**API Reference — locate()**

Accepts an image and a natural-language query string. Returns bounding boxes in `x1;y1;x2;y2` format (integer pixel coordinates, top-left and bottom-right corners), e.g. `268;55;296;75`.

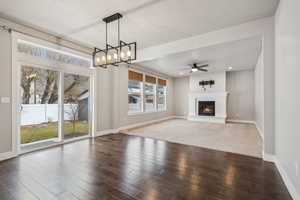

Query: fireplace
198;101;215;116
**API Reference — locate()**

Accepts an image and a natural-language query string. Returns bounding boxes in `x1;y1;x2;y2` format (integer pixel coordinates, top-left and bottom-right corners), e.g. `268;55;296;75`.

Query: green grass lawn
21;121;89;144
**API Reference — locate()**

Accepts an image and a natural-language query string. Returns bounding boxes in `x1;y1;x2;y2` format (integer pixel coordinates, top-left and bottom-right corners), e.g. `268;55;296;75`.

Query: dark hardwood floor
0;134;292;200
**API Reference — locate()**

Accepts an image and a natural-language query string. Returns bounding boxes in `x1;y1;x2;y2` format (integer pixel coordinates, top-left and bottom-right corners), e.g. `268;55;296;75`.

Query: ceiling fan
190;63;209;72
182;63;209;73
179;62;209;75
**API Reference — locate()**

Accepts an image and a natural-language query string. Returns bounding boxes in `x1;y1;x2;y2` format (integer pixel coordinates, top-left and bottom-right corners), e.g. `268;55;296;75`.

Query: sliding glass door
19;66;91;147
63;73;90;140
20;65;59;145
15;35;93;151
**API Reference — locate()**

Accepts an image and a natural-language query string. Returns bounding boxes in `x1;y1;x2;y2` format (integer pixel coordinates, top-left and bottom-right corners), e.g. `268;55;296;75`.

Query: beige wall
226;70;255;121
174;76;189;116
0;30;12;154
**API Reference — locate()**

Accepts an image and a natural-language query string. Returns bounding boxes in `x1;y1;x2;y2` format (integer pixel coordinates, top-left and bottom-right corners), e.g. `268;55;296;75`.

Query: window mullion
58;71;64;142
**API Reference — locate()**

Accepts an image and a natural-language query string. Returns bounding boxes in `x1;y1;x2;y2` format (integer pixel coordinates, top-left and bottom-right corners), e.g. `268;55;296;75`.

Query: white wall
174;72;227;117
226;70;255;121
275;0;300;196
190;72;226;93
0;30;12;154
174;71;255;122
254;51;264;137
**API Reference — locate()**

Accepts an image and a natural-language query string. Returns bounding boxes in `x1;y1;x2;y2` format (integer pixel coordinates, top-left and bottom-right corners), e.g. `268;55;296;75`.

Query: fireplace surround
188;92;228;123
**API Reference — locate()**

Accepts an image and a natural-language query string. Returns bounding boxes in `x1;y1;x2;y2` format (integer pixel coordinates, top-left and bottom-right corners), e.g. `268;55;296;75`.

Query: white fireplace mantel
188;91;228;123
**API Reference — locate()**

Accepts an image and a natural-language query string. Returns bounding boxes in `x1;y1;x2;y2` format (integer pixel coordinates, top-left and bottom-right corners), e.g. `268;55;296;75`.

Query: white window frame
143;81;157;113
156;84;167;111
128;79;143;114
127;69;167;115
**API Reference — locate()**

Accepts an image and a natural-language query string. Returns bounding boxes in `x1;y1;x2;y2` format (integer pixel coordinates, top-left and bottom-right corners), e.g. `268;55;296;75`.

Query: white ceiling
0;0;278;49
136;37;262;77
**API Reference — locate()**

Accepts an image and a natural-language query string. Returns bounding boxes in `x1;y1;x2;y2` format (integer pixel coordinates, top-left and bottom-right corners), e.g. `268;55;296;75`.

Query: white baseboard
226;119;255;124
254;122;264;140
263;153;275;163
0;151;17;162
274;157;300;200
188;116;226;124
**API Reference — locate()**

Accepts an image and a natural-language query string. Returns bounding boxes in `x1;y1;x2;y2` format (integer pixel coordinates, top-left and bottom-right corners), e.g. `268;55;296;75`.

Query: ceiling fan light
192;68;198;72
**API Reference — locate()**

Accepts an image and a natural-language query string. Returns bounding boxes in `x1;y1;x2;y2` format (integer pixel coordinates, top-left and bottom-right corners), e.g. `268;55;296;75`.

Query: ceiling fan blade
197;64;209;68
199;69;208;72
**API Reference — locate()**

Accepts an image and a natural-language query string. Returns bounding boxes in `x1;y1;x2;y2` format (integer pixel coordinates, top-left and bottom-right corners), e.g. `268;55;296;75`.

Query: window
128;71;143;113
128;70;167;114
144;75;156;112
157;79;167;111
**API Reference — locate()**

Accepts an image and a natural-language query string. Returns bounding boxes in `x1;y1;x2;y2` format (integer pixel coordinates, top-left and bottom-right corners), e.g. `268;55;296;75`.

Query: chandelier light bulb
127;50;131;57
102;56;106;61
96;57;100;62
107;54;112;60
113;53;118;59
121;51;125;58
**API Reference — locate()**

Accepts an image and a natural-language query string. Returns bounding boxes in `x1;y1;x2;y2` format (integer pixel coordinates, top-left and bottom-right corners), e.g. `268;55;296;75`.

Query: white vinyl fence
21;104;78;126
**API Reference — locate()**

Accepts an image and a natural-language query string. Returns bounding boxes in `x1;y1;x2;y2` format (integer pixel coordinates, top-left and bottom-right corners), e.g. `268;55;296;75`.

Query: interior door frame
11;32;96;154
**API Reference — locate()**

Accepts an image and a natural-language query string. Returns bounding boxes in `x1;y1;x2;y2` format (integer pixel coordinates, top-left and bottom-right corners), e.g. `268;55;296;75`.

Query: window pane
20;66;59;144
157;85;166;111
144;82;156;112
63;73;90;139
128;80;142;113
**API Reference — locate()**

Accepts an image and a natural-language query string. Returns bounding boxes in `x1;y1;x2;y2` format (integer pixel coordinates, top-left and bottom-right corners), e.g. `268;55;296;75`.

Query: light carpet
122;119;263;158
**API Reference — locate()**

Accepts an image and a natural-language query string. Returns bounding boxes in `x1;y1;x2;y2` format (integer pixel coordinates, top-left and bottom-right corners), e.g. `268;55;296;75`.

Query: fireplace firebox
198;101;215;116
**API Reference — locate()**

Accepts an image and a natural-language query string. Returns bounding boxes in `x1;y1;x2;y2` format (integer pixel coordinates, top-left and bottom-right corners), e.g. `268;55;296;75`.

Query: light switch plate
1;97;11;104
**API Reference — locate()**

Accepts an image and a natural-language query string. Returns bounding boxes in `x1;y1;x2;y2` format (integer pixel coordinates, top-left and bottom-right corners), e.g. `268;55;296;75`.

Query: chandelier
93;13;137;68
